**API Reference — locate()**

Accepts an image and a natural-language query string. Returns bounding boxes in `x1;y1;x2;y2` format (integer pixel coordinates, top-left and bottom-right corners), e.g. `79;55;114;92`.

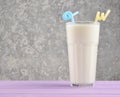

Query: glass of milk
66;21;100;86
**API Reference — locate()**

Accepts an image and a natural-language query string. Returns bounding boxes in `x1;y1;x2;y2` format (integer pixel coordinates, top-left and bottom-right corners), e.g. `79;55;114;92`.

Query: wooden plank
0;81;119;96
0;88;120;94
0;94;120;97
0;81;120;88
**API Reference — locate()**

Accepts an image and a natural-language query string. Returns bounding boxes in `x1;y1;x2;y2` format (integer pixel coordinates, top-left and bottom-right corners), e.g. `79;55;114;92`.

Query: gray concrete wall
0;0;120;80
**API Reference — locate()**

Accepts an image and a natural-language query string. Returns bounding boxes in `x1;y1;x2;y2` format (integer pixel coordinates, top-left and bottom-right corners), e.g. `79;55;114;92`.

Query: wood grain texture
0;81;120;97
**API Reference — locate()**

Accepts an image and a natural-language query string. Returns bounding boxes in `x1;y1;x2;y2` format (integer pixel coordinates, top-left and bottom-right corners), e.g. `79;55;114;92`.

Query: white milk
66;22;100;86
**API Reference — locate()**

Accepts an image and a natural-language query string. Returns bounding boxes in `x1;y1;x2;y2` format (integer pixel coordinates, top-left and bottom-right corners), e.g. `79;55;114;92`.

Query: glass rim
66;21;100;25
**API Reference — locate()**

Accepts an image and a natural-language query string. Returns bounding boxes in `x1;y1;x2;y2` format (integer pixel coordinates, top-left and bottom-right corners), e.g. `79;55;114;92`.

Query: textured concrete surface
0;0;120;80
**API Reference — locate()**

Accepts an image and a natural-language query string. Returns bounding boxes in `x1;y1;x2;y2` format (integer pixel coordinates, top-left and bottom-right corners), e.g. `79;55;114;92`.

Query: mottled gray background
0;0;120;80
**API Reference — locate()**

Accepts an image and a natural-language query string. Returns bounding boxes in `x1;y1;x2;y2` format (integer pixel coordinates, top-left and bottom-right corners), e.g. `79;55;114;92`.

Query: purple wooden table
0;81;120;97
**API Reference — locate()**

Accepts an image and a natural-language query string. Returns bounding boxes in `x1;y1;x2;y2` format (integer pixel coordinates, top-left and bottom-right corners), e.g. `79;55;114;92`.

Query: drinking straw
62;11;79;22
95;9;111;22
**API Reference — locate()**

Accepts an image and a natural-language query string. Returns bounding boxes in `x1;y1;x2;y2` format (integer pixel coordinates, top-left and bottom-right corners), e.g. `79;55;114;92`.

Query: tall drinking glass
66;21;100;86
